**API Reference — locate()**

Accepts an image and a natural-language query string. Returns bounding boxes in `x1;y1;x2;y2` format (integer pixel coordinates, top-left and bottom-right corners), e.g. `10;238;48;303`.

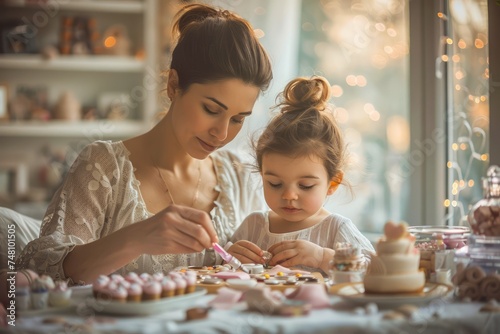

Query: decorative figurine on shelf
41;45;59;60
59;16;99;55
101;25;131;56
53;91;81;121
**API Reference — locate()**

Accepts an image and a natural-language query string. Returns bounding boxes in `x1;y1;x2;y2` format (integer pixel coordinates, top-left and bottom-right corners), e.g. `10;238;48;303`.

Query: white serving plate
330;282;452;308
88;287;207;316
18;303;76;317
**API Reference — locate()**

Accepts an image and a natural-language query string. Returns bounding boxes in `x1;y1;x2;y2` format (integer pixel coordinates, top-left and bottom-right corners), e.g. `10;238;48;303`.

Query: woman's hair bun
278;76;331;114
173;4;238;37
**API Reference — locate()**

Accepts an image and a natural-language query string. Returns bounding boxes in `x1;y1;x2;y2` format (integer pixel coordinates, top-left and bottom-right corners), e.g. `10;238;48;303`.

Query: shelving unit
0;0;159;216
0;0;159;134
0;54;145;72
5;0;146;13
0;120;145;138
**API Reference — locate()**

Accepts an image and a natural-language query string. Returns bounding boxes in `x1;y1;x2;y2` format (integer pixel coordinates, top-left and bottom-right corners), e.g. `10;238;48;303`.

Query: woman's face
170;78;260;159
261;153;334;223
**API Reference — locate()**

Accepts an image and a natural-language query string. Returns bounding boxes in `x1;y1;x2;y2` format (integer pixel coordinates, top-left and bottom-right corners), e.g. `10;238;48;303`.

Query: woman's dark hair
254;76;347;182
170;4;273;92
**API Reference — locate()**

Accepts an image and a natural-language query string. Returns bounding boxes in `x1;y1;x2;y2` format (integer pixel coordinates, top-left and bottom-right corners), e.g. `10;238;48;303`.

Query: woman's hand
227;240;265;264
268;240;334;272
140;204;218;255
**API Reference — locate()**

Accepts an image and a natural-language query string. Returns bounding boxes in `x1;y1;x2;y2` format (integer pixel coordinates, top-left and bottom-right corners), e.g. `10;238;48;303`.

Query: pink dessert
127;283;143;302
109;285;127;303
110;274;125;283
140;273;152;283
118;280;131;289
93;275;111;299
143;281;161;300
161;278;176;298
173;277;187;295
185;275;197;293
152;272;164;282
125;272;140;284
168;272;183;280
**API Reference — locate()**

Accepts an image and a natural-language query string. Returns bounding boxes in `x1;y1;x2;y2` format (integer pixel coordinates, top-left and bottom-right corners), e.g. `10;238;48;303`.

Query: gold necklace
155;161;202;207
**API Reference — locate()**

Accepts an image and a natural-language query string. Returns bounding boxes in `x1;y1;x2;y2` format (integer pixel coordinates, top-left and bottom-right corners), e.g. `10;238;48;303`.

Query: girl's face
261;152;335;223
169;78;260;159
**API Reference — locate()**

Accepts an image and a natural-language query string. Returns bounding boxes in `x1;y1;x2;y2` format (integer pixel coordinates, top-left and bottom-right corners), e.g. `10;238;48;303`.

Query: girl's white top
231;211;375;273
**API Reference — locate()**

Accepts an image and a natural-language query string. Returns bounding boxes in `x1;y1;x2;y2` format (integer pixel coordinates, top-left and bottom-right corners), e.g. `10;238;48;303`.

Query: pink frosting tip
161;278;176;290
144;281;161;295
173;278;187;289
127;283;143;296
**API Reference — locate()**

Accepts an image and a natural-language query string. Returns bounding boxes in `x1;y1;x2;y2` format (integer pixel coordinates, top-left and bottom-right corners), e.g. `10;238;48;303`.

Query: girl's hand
140;204;218;255
268;240;328;270
227;240;265;264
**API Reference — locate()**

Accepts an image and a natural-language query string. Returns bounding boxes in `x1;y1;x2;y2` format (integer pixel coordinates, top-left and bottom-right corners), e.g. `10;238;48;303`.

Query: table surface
6;287;500;334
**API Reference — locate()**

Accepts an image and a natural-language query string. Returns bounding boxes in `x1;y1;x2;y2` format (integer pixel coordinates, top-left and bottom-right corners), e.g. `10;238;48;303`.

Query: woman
15;3;273;285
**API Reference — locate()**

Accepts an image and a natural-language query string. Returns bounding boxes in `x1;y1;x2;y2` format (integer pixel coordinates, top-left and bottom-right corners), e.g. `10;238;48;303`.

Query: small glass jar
409;226;470;282
453;234;500;301
468;165;500;236
409;226;470;250
455;234;500;273
328;243;367;285
452;166;500;300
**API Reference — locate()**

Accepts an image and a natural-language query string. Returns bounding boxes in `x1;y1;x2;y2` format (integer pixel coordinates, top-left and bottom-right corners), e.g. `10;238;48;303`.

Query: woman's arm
16;142;217;284
64;204;217;284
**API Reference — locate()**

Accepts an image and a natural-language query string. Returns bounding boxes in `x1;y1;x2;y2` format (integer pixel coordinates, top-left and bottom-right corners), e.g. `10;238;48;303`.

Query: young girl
227;76;374;274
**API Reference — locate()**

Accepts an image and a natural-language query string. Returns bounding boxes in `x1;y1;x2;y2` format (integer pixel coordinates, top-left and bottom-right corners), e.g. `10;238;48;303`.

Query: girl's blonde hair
254;76;347;183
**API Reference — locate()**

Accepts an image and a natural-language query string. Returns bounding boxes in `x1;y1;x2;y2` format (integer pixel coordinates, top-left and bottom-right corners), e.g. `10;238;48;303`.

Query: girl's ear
167;69;180;100
327;171;344;195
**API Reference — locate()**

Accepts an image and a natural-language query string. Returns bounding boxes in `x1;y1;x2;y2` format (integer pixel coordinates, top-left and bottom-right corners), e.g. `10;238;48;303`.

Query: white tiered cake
363;221;425;294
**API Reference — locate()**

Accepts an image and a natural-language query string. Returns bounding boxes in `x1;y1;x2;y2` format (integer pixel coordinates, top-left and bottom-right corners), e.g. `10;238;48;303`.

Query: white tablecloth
7;292;500;334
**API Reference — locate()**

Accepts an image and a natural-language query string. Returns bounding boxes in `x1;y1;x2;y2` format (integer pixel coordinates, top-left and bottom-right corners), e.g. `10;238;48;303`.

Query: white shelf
0;120;148;138
4;0;145;13
0;54;144;72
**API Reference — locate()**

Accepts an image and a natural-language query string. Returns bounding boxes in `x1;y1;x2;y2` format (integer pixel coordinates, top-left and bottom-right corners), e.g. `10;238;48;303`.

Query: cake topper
383;221;409;240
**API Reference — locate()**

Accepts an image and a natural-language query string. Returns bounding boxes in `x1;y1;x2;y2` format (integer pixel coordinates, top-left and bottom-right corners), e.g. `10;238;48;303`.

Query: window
444;0;489;226
191;0;490;233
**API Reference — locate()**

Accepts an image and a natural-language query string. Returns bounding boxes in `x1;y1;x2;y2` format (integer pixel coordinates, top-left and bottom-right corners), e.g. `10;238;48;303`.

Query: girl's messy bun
255;76;347;183
277;76;331;115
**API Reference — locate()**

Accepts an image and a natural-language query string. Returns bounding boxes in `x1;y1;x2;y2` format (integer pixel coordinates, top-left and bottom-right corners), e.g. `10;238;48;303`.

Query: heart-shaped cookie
384;221;408;240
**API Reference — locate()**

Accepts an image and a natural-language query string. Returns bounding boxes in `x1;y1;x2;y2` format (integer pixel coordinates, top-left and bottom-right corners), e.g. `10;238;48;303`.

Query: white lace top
16;141;266;283
230;211;375;273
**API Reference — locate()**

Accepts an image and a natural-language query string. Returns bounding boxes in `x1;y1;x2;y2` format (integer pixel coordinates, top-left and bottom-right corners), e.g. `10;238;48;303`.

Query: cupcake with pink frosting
109;284;127;303
152;272;164;282
118;280;131;290
110;274;125;283
125;272;141;284
143;281;161;301
173;277;187;296
93;275;111;299
184;274;197;294
161;277;176;298
127;283;143;302
140;273;152;284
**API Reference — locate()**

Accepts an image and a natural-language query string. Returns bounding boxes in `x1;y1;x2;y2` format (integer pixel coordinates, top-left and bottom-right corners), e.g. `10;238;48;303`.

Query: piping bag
212;243;249;273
